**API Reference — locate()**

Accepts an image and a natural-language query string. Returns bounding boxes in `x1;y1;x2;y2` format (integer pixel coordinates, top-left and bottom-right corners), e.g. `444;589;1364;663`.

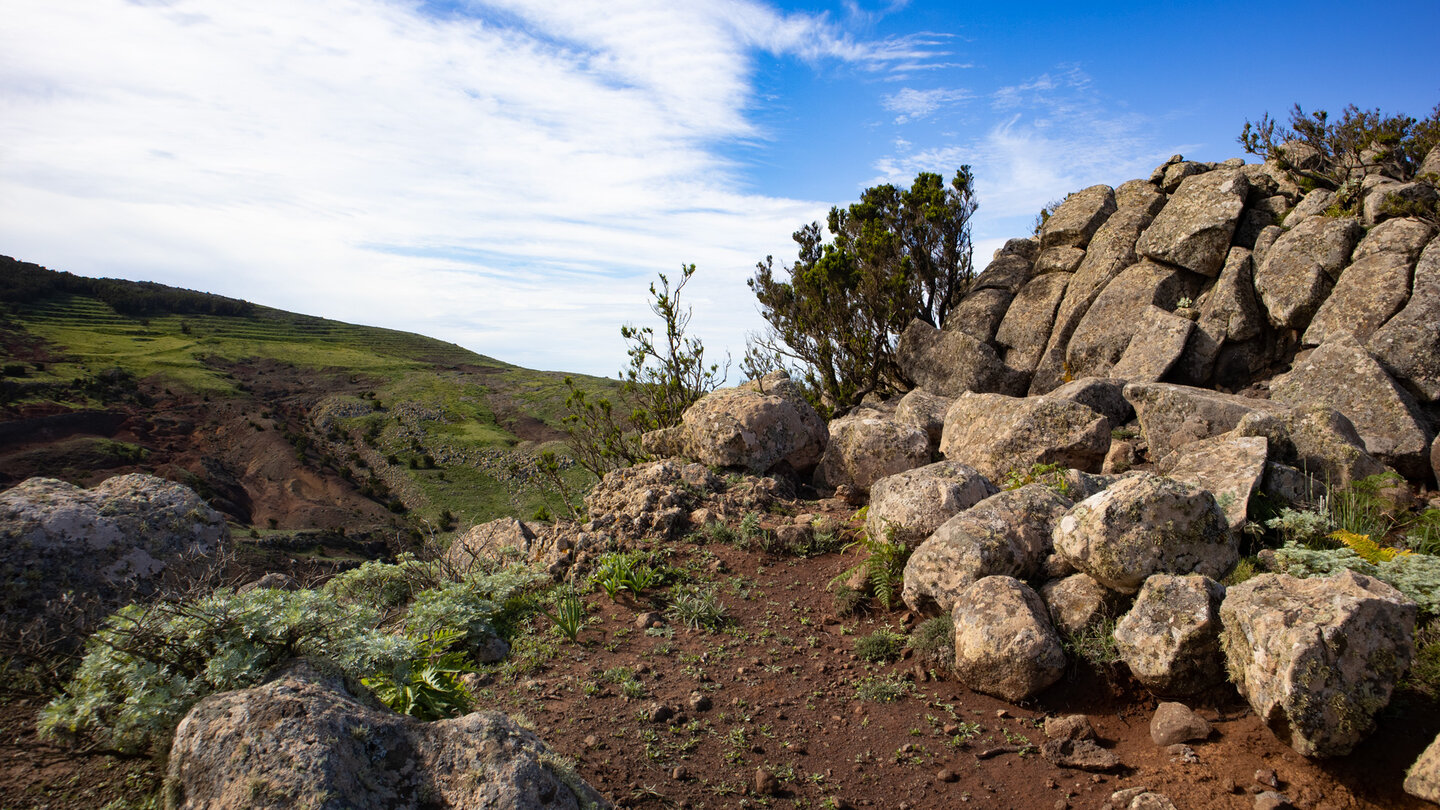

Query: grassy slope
3;289;615;529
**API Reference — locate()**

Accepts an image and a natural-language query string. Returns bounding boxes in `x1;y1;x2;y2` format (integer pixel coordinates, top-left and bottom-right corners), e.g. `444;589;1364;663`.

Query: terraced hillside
0;256;610;542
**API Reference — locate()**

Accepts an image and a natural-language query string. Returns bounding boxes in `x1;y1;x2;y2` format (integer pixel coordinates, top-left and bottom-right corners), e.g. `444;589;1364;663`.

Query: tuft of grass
909;615;954;671
1062;617;1119;668
1404;620;1440;699
853;674;911;703
665;584;730;632
854;627;906;663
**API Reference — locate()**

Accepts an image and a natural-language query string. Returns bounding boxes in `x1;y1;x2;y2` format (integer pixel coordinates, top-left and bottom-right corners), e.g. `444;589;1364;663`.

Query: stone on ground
951;576;1066;701
1116;575;1227;696
864;461;998;549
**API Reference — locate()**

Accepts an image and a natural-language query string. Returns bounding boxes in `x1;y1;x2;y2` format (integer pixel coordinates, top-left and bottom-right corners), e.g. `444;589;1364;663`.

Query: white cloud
0;0;951;375
881;87;972;123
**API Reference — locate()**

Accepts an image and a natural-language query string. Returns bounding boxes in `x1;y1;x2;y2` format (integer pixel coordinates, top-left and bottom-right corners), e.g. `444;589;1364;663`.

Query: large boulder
1156;434;1268;537
1137;169;1249;276
892;389;952;447
446;518;537;574
945;287;1014;343
1109;305;1195;382
952;576;1066;701
1046;377;1134;428
1182;247;1264;384
897;320;1026;398
971;248;1036;295
1066;260;1203;380
1053;473;1235;594
865;461;998;549
995;272;1069;373
1114;574;1226;696
0;474;229;631
1406;732;1440;804
816;411;930;493
1271;334;1432;479
1220;570;1416;757
939;393;1110;482
1368;237;1440;402
1254;215;1364;329
1042;573;1120;637
1124;381;1287;462
1303;218;1436;347
902;484;1071;616
675;372;827;474
1231;406;1388;489
1039;185;1118;250
166;661;610;810
583;460;719;542
1033;246;1086;275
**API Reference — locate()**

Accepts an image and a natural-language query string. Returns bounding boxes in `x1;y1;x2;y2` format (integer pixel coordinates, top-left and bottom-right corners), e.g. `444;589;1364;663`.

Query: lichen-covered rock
1115;574;1226;696
166;661;610;810
1254;215;1364;329
1304;219;1436;347
1271;334;1432;479
446;518;539;574
1232;406;1387;489
676;372;826;474
952;576;1066;701
1157;434;1268;537
1283;188;1336;228
995;272;1069;373
1041;573;1119;637
1220;570;1416;758
1046;377;1134;428
865;461;998;549
1368;237;1440;402
893;389;953;447
1405;731;1440;804
1053;473;1235;594
1033;246;1086;275
1039;185;1117;250
1183;247;1264;384
939;393;1110;482
815;411;930;494
897;319;1027;397
1115;178;1168;215
583;460;719;542
1137;169;1249;276
902;484;1071;615
971;250;1035;296
1066;260;1202;380
1110;305;1195;382
945;287;1014;343
0;474;229;630
1235;195;1290;248
1363;181;1439;226
1124;381;1287;462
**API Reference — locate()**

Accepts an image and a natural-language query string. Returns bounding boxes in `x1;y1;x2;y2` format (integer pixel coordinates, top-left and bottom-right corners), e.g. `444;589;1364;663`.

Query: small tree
747;168;977;412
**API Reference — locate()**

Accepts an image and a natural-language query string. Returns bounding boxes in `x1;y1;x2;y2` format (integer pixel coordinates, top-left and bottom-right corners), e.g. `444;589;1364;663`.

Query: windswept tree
746;167;977;413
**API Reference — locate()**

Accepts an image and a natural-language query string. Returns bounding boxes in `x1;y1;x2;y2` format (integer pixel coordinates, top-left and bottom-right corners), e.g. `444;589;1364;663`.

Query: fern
363;628;475;720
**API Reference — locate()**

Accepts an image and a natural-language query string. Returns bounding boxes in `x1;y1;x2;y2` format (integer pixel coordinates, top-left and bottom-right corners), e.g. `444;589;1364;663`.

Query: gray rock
447;517;538;574
166;661;610;810
1157;434;1268;537
1232;406;1388;489
1116;575;1227;696
1053;473;1235;594
816;411;930;494
1150;702;1212;745
1422;144;1440;179
1283;188;1337;228
996;272;1070;373
1127;794;1178;810
1369;238;1440;402
1159;160;1208;193
1198;247;1263;342
239;573;300;593
1351;216;1435;263
952;576;1066;701
1304;219;1436;347
902;485;1071;615
1124;381;1287;462
939;393;1110;482
1405;730;1440;803
893;389;953;447
945;287;1014;343
1047;377;1134;428
1234;195;1290;249
1115;178;1168;215
1040;738;1122;772
1039;185;1118;250
865;460;998;549
584;460;719;542
676;371;827;474
0;474;228;632
1254;215;1364;329
1252;224;1284;270
1110;305;1195;382
1137;169;1249;277
897;320;1026;398
1067;260;1203;380
1042;573;1119;637
1034;246;1086;275
1030;206;1158;394
1271;335;1432;478
971;251;1035;296
1220;570;1416;757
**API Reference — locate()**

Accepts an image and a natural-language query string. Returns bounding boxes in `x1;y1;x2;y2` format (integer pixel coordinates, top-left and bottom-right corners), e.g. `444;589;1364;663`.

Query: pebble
937;769;959;783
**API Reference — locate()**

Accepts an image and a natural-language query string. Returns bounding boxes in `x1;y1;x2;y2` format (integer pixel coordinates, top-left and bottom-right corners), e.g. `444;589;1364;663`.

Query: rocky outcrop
1124;382;1287;462
1115;574;1226;696
1038;185;1117;250
1053;473;1235;594
865;461;997;549
897;320;1025;397
939;394;1110;481
1220;570;1416;757
815;411;930;493
583;460;719;542
995;272;1069;373
0;474;229;630
1369;237;1440;402
903;484;1071;615
674;372;826;474
166;661;609;810
1109;305;1194;382
1230;406;1387;488
1136;168;1248;276
1303;219;1435;346
1254;215;1363;329
1065;261;1202;380
893;389;952;447
951;576;1066;701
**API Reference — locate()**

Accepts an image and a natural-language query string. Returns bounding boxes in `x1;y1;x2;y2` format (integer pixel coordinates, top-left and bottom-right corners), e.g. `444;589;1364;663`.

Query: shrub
1274;543;1440;616
909;615;955;671
833;523;912;611
362;628;475;720
323;554;439;612
853;673;911;703
854;627;906;663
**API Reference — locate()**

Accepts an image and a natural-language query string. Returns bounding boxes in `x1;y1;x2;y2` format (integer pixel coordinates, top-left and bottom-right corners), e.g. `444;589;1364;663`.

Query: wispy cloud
0;0;948;375
882;87;972;123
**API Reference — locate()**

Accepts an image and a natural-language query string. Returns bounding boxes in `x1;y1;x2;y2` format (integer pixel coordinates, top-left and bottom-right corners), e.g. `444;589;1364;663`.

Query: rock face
1271;335;1432;478
893;389;952;446
446;517;538;574
903;484;1072;616
939;393;1110;482
1124;382;1287;462
897;320;1025;397
1230;406;1387;488
1369;238;1440;402
1115;575;1226;696
675;372;826;474
1303;219;1433;347
166;661;609;810
1053;473;1235;594
1066;260;1202;380
0;474;229;629
1254;215;1364;329
1156;434;1268;536
1039;185;1117;250
815;411;930;493
1137;169;1249;276
951;576;1066;701
1220;570;1416;757
865;461;998;549
1109;305;1194;382
584;460;719;542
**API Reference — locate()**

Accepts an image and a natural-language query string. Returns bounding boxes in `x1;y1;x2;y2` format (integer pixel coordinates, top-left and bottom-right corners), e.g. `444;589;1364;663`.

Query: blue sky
3;0;1438;377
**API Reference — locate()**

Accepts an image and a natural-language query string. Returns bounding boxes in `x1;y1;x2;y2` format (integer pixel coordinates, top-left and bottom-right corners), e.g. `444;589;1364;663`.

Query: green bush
854;627;906;663
909;614;955;670
323;554;439;611
362;628;475;720
1273;543;1440;616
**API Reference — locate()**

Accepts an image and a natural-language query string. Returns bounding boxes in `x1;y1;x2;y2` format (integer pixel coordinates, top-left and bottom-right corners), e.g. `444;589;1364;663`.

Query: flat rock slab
939;393;1110;482
1137;169;1248;277
1157;434;1268;536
